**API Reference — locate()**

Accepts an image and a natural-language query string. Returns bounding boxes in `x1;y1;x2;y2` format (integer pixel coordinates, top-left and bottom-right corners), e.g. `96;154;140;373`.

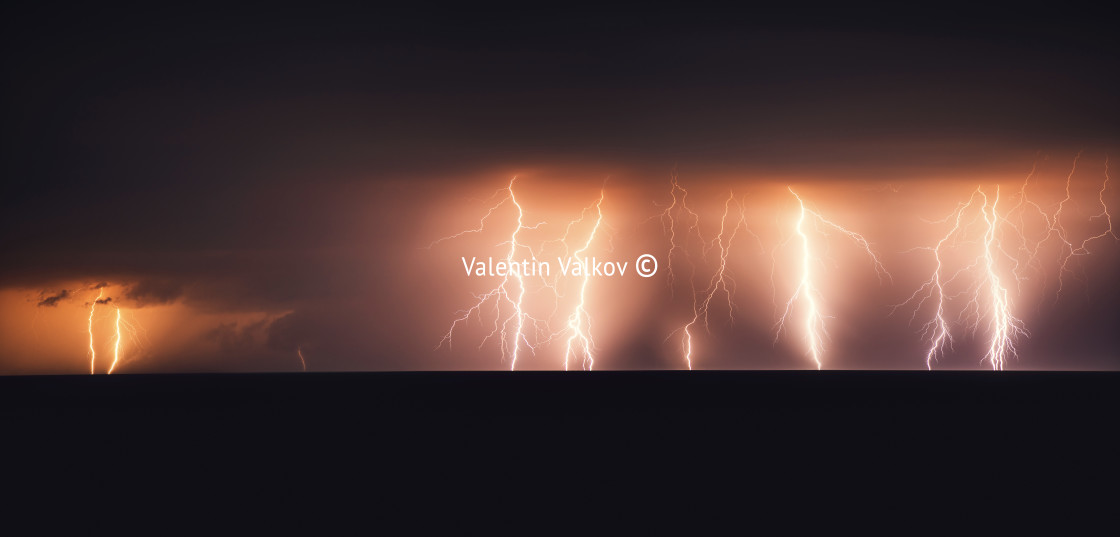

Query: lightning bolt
562;189;605;371
79;284;147;374
88;288;103;375
899;185;1032;370
775;187;890;369
108;307;123;374
1071;155;1118;255
296;346;308;371
892;189;984;369
654;176;748;369
999;157;1052;294
671;192;758;369
779;190;825;369
898;154;1116;370
436;177;544;369
1050;152;1082;298
107;307;143;374
1013;152;1117;300
979;187;1029;370
435;178;614;369
495;178;535;370
425;183;524;250
928;187;1027;371
86;288;136;374
896;186;1029;370
653;172;703;295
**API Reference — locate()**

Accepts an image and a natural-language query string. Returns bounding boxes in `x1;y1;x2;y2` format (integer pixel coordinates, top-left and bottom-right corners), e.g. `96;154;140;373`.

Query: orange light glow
3;155;1117;373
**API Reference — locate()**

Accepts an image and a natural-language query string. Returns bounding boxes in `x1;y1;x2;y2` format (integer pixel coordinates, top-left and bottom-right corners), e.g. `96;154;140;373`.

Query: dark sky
2;2;1117;372
6;3;1117;186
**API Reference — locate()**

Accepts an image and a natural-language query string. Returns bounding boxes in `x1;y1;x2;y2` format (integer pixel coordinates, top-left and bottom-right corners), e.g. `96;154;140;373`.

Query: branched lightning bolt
978;187;1027;370
670;192;758;369
1016;152;1118;299
1049;152;1082;298
892;189;984;369
999;158;1053;293
435;177;615;370
436;177;548;369
896;186;1029;370
425;185;522;250
1071;155;1118;255
562;190;605;371
899;155;1116;370
900;185;1031;370
775;187;890;369
1020;152;1120;304
652;174;755;369
88;288;103;375
776;191;825;369
652;173;703;294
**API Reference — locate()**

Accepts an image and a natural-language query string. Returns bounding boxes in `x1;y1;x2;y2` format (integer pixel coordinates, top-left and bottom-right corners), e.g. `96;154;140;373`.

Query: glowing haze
2;155;1116;373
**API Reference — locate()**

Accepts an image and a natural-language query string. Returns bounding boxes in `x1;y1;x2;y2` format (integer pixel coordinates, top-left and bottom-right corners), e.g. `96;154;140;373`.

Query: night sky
2;3;1117;373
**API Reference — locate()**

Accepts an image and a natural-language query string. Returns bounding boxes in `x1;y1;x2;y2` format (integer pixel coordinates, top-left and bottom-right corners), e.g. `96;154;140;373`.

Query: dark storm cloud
36;290;70;307
206;319;271;353
4;3;1116;205
125;279;184;306
95;296;112;305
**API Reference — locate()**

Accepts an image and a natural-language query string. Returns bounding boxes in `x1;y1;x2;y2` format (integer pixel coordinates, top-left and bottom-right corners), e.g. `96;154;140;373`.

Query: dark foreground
4;371;1116;524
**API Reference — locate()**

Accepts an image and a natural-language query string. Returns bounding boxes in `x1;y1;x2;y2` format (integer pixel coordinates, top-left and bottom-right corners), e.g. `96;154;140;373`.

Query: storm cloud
36;290;70;307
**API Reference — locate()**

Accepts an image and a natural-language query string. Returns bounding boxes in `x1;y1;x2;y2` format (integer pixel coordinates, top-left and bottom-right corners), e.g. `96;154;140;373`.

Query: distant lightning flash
296;346;308;371
776;187;890;369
